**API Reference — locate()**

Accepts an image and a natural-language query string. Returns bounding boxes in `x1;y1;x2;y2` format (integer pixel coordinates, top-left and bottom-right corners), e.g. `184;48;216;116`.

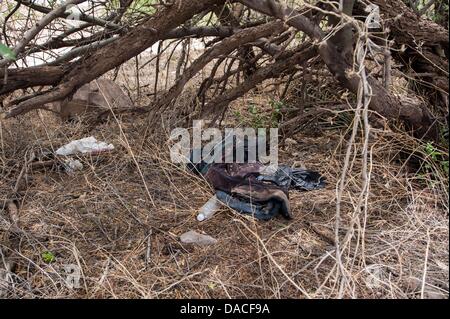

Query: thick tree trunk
355;0;449;109
239;0;439;139
214;4;258;79
324;0;438;138
319;41;438;139
0;66;65;95
3;0;225;118
328;0;355;62
0;0;444;140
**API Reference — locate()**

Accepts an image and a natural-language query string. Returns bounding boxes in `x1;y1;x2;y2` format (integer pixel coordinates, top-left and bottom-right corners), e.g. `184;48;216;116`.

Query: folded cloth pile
189;158;326;220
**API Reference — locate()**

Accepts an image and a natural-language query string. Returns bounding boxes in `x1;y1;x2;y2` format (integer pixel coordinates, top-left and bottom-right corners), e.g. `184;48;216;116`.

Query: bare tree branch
3;0;226;118
154;20;286;111
15;0;122;30
0;0;88;68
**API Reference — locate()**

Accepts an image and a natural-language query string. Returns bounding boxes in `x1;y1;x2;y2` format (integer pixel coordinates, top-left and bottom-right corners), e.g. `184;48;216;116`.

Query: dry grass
0;97;448;298
0;40;448;298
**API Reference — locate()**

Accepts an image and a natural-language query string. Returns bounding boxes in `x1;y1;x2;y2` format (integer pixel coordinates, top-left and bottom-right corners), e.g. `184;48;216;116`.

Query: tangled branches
0;0;447;139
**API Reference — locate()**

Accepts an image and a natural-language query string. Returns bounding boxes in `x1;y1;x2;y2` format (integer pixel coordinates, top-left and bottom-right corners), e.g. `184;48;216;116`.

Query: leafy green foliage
124;0;158;15
248;103;264;128
41;251;56;263
405;0;449;26
234;100;285;128
0;42;16;60
416;141;449;189
424;142;449;175
269;99;284;127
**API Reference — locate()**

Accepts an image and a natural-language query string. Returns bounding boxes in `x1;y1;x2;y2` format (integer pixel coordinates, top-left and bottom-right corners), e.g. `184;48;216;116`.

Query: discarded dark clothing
216;190;283;221
190;160;326;220
257;165;325;191
187;134;268;176
187;134;325;220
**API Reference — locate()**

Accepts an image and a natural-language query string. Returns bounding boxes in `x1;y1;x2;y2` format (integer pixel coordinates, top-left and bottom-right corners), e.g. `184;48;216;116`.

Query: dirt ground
0;97;448;299
0;46;448;298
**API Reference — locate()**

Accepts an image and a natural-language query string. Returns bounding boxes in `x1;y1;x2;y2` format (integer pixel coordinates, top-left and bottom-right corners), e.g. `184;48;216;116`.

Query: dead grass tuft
0;99;448;298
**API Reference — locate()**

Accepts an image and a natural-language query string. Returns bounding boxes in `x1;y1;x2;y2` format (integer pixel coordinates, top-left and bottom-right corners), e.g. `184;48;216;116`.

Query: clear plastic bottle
197;195;220;221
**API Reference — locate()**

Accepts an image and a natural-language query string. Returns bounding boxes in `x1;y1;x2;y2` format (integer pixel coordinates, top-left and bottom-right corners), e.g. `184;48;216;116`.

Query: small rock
62;159;83;174
284;138;298;145
180;230;217;246
423;289;446;299
292;160;305;168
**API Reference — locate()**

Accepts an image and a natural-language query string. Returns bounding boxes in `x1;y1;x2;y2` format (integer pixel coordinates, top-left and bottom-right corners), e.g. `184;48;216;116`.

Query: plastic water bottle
197;195;220;221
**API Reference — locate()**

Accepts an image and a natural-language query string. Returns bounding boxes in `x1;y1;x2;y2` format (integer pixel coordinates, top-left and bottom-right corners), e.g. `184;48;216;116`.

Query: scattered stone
284;138;298;145
180;230;217;246
62;159;84;174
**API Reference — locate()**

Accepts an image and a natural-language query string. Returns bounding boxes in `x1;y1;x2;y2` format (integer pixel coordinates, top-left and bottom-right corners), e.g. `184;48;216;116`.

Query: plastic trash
180;230;217;246
196;195;220;221
62;159;83;174
56;136;114;156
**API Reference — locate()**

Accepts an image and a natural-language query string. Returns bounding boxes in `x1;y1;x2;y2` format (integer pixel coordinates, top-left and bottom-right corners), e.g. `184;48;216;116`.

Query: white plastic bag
56;136;114;156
